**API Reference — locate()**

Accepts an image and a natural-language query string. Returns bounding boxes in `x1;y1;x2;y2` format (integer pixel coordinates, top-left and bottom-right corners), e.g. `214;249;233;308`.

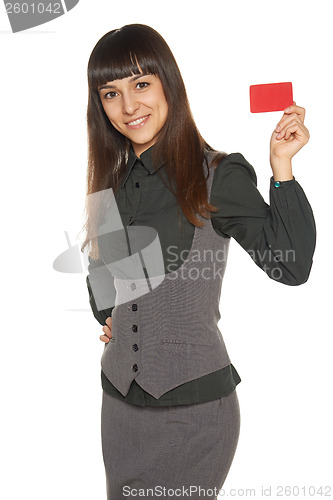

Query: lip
125;114;150;129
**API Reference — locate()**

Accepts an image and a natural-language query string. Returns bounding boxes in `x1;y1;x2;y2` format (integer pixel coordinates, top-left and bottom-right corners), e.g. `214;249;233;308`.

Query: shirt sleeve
210;152;316;286
86;254;115;325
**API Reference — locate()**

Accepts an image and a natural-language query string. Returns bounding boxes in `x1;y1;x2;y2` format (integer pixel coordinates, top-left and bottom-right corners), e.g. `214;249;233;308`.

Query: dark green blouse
86;144;316;407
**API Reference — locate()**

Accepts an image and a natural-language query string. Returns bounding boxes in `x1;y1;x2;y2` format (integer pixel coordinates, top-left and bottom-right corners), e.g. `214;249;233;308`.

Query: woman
82;24;316;500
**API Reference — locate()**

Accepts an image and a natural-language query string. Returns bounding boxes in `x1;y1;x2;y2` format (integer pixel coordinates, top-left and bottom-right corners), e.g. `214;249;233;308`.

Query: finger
105;317;112;329
284;124;298;141
283;102;306;122
275;114;303;133
276;121;297;140
100;334;110;343
102;324;112;338
284;122;309;142
277;122;309;142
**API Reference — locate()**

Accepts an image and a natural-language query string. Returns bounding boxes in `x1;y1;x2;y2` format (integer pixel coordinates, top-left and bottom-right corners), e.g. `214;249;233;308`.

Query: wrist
270;155;293;182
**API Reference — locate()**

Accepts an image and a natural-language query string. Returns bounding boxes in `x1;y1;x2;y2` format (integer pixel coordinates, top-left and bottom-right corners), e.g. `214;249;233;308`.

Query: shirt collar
121;144;165;187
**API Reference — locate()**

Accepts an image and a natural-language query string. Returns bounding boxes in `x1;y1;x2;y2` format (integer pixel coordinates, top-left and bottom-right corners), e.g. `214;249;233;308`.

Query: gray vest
101;153;232;399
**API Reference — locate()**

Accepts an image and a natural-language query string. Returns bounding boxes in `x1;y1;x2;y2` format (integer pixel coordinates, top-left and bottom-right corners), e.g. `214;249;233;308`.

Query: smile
126;115;150;129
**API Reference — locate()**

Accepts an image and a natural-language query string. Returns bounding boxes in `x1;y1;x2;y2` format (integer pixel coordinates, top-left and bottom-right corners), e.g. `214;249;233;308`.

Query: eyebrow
98;74;150;92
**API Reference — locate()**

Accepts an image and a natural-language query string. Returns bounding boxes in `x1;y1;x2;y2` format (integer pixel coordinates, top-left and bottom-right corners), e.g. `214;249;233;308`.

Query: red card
250;82;293;113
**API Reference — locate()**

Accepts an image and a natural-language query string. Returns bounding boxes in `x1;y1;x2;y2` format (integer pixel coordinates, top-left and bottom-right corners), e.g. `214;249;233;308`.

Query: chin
132;135;155;145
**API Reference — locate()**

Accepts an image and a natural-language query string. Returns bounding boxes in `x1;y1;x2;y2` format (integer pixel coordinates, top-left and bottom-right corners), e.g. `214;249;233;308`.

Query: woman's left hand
270;101;310;161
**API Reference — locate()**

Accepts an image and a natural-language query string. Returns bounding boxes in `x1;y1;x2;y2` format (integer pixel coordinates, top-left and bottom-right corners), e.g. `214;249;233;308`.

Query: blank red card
250;82;293;113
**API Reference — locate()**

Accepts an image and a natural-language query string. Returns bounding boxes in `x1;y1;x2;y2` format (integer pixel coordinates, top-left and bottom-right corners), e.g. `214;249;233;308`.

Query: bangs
88;27;163;92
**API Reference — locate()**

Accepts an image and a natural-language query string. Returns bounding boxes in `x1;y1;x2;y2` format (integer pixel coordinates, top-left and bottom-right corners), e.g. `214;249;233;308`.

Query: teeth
128;115;148;126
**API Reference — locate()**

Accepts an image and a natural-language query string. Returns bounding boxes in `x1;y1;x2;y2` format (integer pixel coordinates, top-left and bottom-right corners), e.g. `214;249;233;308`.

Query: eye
103;91;118;100
136;82;150;89
101;81;150;100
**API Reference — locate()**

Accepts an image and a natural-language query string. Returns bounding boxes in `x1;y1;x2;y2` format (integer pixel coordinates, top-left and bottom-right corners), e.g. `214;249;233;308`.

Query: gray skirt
101;389;241;500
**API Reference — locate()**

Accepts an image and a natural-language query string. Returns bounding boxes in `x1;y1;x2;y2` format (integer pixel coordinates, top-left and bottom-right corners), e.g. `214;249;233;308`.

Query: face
98;71;169;157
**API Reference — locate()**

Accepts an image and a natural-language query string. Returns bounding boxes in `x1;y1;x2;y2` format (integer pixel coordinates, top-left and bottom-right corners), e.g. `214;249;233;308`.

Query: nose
122;91;140;116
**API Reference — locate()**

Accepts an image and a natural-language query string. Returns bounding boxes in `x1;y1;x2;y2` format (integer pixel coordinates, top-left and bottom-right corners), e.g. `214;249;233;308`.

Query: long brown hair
80;24;228;259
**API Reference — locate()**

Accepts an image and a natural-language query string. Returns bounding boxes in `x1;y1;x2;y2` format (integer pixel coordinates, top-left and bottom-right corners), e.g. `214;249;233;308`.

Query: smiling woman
80;22;316;500
98;72;169;157
83;24;229;264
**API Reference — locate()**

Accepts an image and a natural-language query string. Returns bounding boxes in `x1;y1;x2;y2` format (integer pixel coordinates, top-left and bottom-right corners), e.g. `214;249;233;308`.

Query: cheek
160;99;169;124
163;100;169;117
146;89;167;114
156;91;168;120
149;93;168;118
103;106;121;128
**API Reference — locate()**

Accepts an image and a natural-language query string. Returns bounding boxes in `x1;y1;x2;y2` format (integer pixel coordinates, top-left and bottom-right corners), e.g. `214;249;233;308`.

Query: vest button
130;283;136;291
132;343;138;351
132;303;138;311
132;325;138;332
135;182;140;188
132;364;138;372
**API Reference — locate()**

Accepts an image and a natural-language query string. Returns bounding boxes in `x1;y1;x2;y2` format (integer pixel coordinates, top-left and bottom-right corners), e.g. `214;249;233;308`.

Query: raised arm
210;152;316;285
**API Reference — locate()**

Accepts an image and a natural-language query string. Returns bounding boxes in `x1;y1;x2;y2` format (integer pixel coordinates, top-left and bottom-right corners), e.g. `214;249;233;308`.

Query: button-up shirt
86;144;316;406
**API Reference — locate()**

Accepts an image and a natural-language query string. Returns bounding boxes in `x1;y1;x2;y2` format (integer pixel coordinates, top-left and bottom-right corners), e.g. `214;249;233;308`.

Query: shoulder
212;152;257;187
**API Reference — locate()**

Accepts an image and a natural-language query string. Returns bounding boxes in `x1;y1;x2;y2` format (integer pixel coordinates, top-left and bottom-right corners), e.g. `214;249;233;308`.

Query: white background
0;0;332;499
